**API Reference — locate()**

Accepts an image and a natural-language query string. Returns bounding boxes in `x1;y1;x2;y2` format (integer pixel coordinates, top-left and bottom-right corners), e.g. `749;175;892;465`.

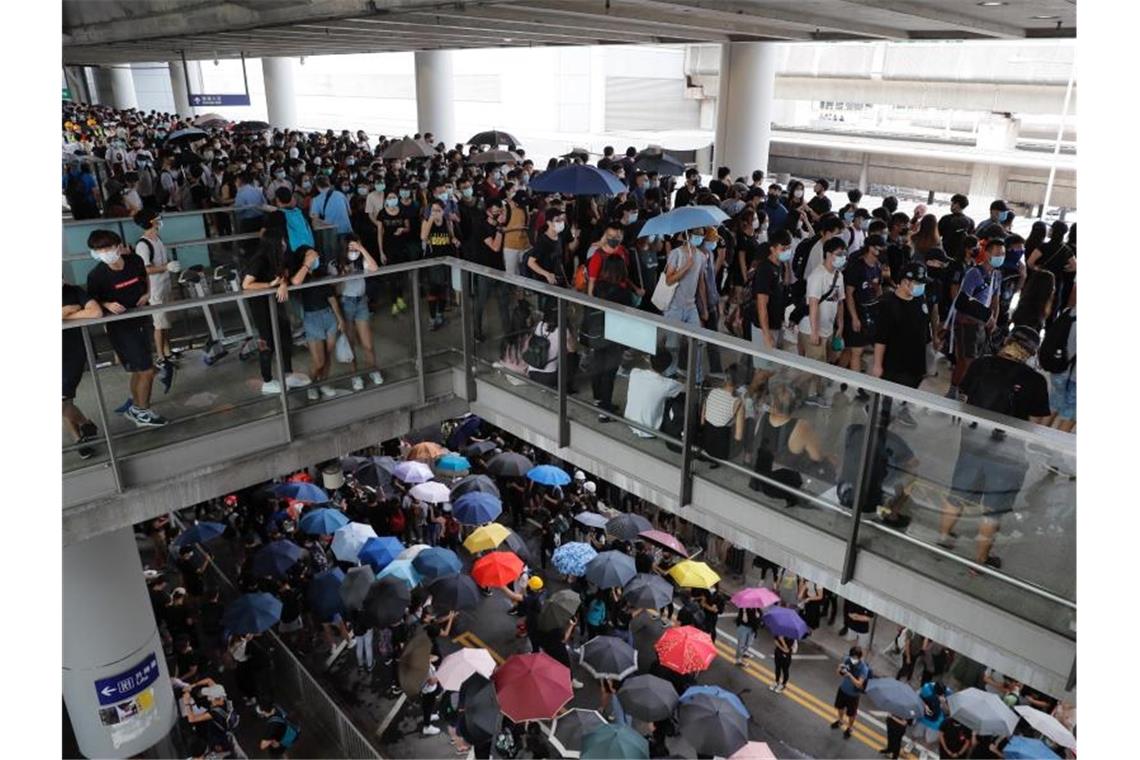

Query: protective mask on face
274;171;286;179
688;234;704;247
385;197;398;208
911;283;926;298
399;189;411;200
340;183;352;193
301;180;312;190
357;186;369;196
90;247;121;265
348;250;361;262
606;237;622;247
346;158;356;166
843;211;855;223
849;658;861;666
374;182;385;192
462;187;474;198
309;255;320;272
998;210;1011;223
860;219;871;231
203;151;214;161
777;249;793;263
552;220;566;233
627;212;638;223
793;189;804;199
703;241;716;252
988;255;1006;268
833;255;848;268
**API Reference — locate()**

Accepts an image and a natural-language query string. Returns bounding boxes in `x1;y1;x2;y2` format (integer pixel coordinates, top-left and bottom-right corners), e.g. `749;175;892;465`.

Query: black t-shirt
467;217;502;269
843;601;874;633
938;212;975;262
635;550;654;573
531;234;565;283
751;257;785;330
176;647;202;678
63;283;90;357
290;251;336;312
674;185;699;208
960;356;1050;420
708;179;728;199
843;255;882;309
244;249;285;285
874;292;929;382
379;208;407;253
424;221;456;258
86;254;148;312
735;237;764;287
939;719;971;758
807;194;832;219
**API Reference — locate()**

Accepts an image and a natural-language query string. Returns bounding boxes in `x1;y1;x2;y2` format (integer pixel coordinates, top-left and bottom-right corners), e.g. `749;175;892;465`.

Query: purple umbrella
761;607;811;640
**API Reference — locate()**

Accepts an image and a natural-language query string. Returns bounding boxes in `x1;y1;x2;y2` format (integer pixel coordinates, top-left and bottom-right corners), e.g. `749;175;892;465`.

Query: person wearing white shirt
623;349;684;438
133;209;181;373
802;216;846;281
798;237;847;408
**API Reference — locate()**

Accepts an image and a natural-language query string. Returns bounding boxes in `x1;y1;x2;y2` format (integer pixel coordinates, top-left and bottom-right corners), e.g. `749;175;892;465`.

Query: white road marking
375;693;407;737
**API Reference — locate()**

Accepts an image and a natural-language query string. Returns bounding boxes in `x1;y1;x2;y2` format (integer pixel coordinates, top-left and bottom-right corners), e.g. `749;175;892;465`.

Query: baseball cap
899;261;931;284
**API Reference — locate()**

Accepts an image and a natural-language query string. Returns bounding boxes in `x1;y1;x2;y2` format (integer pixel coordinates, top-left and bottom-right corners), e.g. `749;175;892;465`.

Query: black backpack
1038;308;1075;374
523;326;552;370
660;392;687;452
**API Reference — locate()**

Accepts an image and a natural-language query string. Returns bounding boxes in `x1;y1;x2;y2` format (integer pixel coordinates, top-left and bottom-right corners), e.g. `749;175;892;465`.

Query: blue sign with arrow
94;653;160;706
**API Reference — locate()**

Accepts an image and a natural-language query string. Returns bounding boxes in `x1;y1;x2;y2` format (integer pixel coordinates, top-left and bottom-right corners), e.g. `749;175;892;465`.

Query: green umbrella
580;724;650;760
538;589;581;632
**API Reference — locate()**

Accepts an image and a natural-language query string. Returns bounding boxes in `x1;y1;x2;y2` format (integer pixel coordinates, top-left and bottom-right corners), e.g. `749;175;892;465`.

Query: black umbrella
233;120;270;133
450;473;501;501
501;531;534;566
580;635;638;680
560;147;591;161
463;441;500;459
623;573;675;610
427;574;482;612
551;709;607;758
618;674;678;722
677;692;749;757
165;127;208;146
365;576;412;627
468;130;521;148
486;452;533;478
382;136;433;159
353;457;395;491
468;149;521;164
633;149;686;176
458;673;501;746
606;513;653;541
538;589;581;631
584;551;637;589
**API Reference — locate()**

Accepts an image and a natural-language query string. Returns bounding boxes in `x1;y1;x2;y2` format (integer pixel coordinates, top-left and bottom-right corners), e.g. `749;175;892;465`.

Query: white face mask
347;250;361;261
552;220;566;233
90;247;121;265
794;189;804;199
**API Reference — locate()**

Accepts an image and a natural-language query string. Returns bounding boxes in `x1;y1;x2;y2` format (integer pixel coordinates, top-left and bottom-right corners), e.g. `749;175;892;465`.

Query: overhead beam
395;9;684;43
837;0;1025;38
631;0;904;39
339;14;663;45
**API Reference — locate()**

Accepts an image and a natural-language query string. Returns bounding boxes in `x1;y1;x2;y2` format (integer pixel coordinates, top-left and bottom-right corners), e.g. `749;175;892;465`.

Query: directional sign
189;93;251;107
94;653;160;706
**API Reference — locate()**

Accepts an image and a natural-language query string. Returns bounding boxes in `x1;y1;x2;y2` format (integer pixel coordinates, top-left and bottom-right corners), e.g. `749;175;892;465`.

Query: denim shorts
341;295;370;323
948;430;1028;516
1050;371;1076;420
302;307;338;341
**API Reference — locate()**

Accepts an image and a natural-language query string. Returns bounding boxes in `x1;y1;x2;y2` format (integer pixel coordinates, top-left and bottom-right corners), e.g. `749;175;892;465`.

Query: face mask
322;168;333;176
490;172;501;181
688;234;704;247
552;220;566;233
703;241;716;252
346;158;356;166
521;172;530;182
849;658;861;666
309;255;320;272
793;189;804;199
833;255;847;268
155;219;164;229
911;283;926;297
274;170;286;179
860;219;871;231
436;191;449;201
374;182;385;192
399;189;411;200
988;255;1006;268
649;180;659;188
340;183;352;193
767;194;778;202
385;197;398;208
301;180;312;190
605;237;621;247
357;186;369;196
90;247;121;265
626;212;638;223
348;250;361;261
843;211;855;223
1009;247;1024;258
462;187;474;198
998;210;1011;222
777;249;793;263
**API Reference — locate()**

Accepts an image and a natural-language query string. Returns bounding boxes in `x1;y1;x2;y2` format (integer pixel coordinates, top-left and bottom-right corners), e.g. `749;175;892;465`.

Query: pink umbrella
730;741;777;759
730;587;781;609
638;530;688;557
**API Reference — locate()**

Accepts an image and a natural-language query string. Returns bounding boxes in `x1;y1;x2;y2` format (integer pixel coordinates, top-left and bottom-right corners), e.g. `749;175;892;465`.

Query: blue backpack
283;207;315;253
586;598;607;627
269;709;301;749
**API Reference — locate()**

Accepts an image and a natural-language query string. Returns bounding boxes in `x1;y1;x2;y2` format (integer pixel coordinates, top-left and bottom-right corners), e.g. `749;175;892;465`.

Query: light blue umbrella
308;568;346;622
358;536;404;572
679;685;749;719
412;547;463;580
378;558;422;587
553;542;597;577
173;521;225;548
638;206;729;238
527;464;571;487
580;723;649;760
436;454;471;473
864;678;924;720
1003;737;1060;760
222;593;282;635
298;508;349;535
271;481;329;503
453;492;503;526
529;164;626;196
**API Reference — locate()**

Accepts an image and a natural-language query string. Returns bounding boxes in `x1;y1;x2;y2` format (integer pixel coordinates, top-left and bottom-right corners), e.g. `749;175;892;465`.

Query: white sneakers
320;385;336;398
352;376;365;391
422;725;441;736
285;373;312;388
261;380;282;395
307;388;320;401
370;371;384;385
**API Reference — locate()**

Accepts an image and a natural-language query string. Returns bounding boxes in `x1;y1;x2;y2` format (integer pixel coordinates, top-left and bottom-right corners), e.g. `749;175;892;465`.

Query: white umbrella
398;543;430;561
331;522;378;563
574;512;609;529
435;648;497;691
409;481;452;504
948;688;1020;737
1014;705;1076;750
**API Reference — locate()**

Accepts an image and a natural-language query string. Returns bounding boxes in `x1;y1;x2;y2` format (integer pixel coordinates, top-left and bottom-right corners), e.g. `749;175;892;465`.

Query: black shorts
834;688;861;717
843;305;878;348
948;430;1028;516
107;318;154;373
62;348;87;400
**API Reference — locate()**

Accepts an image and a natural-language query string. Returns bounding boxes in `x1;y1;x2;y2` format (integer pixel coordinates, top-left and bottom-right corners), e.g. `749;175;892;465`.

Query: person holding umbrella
831;645;870;740
660;224;709;380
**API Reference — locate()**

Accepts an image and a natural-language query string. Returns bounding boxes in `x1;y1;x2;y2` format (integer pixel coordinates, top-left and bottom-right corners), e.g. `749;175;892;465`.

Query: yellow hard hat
528;576;544;591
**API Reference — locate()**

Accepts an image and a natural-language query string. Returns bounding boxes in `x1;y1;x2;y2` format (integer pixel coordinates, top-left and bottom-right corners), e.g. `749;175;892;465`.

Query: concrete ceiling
62;0;1077;65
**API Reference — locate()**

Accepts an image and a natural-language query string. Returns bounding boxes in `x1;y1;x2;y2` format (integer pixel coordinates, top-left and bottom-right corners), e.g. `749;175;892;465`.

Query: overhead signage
190;93;251;107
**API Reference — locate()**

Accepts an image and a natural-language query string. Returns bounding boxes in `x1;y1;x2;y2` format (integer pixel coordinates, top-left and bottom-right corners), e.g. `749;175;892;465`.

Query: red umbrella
655;625;717;674
492;652;573;722
638;530;689;557
471;551;524;588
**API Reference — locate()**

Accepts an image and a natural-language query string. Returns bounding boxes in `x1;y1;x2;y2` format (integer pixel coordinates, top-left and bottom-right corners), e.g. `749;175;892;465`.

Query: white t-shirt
804;238;827;279
846;228;865;255
365;190;387;220
624;368;683;438
798;264;844;338
135;235;171;301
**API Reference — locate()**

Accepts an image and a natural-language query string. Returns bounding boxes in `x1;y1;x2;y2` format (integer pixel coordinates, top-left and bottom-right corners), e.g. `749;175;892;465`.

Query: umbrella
492;652;574;723
165;127;208;146
638;529;688;557
393;460;433;484
412;547;463;580
655;625;716;674
468;149;521;164
382;136;433;159
453;492;503;525
298;507;349;535
638;206;729;238
352;458;395;490
357;536;404;572
308;568;346;621
472;551;524;588
487;451;533;477
668;560;721;589
623;573;675;610
729;742;778;760
408;481;451;504
233;120;270;132
574;511;609;530
468;130;521;148
680;685;749;719
606;513;653;541
581;724;648;760
463;441;500;460
527;464;571;486
451;473;500;501
458;674;501;746
730;587;781;610
948;688;1020;737
1014;705;1076;750
529;164;626;196
397;543;430;561
585;551;637;589
580;635;638;680
618;674;678;722
398;630;433;697
633;149;686;176
677;692;749;757
173;521;226;548
338;565;376;611
761;607;811;640
222;593;282;635
408;441;447;461
331;522;378;563
560;147;591;161
537;589;582;632
551;709;607;759
192;113;226;127
364;576;411;627
552;542;597;577
463;523;512;554
436;454;471;474
1003;737;1061;760
864;678;924;720
446;415;484;450
501;531;534;565
427;574;482;612
436;647;497;691
251;539;306;579
271;481;328;503
378;558;422;587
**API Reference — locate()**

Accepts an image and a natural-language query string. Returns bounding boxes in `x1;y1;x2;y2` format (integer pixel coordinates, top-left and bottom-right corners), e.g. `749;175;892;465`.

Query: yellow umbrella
668;560;721;589
464;523;512;554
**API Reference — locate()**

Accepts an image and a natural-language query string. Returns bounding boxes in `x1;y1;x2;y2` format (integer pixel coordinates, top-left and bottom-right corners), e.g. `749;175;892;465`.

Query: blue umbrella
864;678;924;720
358;536;405;572
298;507;349;535
378;558;422;587
638;206;729;238
453;492;503;526
172;521;225;548
529;164;626;196
446;415;484;450
308;568;346;622
271;481;329;503
527;465;571;487
412;547;463;580
437;454;471;473
761;606;811;640
553;542;598;577
251;539;306;579
679;686;748;719
222;593;282;635
1003;737;1060;760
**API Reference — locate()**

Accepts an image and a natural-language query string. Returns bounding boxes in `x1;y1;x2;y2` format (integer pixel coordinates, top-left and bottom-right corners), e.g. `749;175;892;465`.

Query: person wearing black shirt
527;208;570;316
939;326;1051;569
84;229;168;427
937;194;975;263
242;225;312;395
289;244;345;400
806;179;833;223
749;230;793;383
708;166;732;199
62;282;102;459
468;198;510;342
938;718;972;759
842;235;885;375
175;636;203;681
421;199;459;329
873;261;930;389
674;169;701;208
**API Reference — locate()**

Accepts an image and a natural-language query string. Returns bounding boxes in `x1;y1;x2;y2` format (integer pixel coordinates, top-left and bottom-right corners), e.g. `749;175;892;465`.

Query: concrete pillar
168;61;193;118
968;113;1020;211
91;67;116;106
713;42;778;180
414;50;456;146
858;152;870;194
109;65;139;110
64;66;90;104
262;57;299;129
63;527;176;758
